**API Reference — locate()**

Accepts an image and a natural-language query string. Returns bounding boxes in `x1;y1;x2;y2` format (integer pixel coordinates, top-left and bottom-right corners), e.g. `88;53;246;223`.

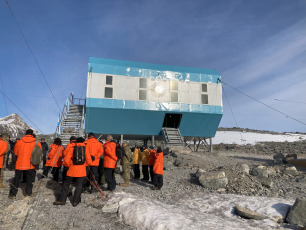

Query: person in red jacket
103;135;117;191
53;137;92;207
0;134;9;188
62;136;76;182
42;138;64;182
9;129;42;198
148;146;156;184
84;132;103;193
152;147;164;190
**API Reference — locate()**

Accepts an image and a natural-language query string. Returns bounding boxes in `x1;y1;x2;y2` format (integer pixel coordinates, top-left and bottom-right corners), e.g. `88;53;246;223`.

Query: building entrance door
162;113;182;129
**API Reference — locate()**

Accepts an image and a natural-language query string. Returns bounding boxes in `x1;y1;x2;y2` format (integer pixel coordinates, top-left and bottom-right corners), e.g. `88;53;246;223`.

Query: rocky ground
0;143;305;229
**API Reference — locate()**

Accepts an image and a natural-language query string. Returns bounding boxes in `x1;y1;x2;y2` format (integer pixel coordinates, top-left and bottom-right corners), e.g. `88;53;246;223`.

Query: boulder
250;166;269;178
195;169;206;178
283;166;300;176
286;198;306;227
236;163;250;174
273;153;285;164
199;171;228;189
235;204;267;220
174;157;183;167
255;176;273;188
266;167;277;177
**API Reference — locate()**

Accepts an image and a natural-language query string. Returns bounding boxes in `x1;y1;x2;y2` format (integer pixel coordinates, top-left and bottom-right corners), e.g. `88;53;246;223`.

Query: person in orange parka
62;136;77;182
54;137;92;207
42;138;64;182
148;146;156;184
152;147;164;190
103;135;117;191
0;134;9;188
9;129;42;198
84;132;103;192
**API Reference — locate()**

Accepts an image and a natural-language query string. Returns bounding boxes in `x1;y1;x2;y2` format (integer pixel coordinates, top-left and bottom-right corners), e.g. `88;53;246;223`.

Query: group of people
0;129;164;207
131;145;164;190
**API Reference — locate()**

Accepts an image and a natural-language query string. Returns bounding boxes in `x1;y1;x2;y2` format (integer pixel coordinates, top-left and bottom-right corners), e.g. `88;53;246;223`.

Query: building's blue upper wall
88;57;221;83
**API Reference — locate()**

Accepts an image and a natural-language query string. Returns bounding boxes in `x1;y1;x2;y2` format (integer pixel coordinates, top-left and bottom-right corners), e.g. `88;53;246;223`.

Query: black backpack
73;146;85;165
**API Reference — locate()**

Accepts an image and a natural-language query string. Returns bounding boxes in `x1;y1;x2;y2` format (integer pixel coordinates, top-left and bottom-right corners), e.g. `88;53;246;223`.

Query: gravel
0;144;305;229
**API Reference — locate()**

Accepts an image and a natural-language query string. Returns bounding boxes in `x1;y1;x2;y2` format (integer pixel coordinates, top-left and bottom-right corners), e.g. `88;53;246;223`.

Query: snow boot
120;181;129;187
0;178;6;188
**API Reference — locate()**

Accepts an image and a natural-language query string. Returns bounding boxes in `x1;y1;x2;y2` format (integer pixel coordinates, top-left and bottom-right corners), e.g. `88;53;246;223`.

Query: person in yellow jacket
141;146;150;181
133;146;141;179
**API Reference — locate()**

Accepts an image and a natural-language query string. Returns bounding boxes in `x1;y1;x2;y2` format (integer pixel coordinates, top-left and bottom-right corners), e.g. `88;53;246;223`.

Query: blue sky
0;0;305;134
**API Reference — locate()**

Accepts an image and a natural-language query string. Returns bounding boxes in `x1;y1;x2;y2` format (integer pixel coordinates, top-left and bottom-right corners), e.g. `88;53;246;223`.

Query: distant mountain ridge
0;113;37;138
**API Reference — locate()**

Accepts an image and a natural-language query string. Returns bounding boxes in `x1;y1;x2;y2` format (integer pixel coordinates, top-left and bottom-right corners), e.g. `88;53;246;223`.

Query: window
139;78;147;100
139;78;147;88
139;90;147;100
202;83;207;92
201;94;208;104
105;87;113;98
170;80;178;91
171;92;178;102
170;80;179;102
106;75;113;85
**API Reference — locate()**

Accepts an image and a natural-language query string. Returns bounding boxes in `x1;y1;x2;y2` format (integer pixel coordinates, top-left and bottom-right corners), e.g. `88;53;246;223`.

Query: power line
5;0;62;112
0;88;43;133
0;74;8;115
220;80;306;126
222;87;245;141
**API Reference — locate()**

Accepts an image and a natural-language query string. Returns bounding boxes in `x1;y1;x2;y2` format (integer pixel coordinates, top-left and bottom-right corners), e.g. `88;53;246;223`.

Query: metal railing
55;93;85;137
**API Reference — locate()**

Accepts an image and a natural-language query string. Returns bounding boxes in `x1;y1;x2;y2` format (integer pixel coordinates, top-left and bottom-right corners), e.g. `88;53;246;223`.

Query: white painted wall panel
87;73;222;106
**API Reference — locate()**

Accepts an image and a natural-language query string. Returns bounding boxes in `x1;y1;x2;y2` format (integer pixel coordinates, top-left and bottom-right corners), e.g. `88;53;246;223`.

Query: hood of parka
21;135;36;143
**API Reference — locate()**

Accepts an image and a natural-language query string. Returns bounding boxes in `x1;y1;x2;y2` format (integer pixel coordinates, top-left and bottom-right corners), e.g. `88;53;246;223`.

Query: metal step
162;127;183;145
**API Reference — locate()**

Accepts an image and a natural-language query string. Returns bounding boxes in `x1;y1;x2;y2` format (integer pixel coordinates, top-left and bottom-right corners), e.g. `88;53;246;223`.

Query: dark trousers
42;154;47;170
43;166;60;182
98;158;106;185
10;169;35;196
149;165;154;182
153;173;163;188
59;176;85;204
104;168;116;191
6;151;16;170
133;164;140;179
142;165;149;180
62;166;69;182
86;166;99;187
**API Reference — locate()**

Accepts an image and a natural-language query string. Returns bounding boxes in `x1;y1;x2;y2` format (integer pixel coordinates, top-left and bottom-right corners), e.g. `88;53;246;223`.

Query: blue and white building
85;57;223;144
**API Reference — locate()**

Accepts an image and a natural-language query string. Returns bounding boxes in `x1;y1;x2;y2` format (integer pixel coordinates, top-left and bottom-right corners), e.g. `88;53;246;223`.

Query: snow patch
107;192;294;230
0;118;14;124
214;131;306;145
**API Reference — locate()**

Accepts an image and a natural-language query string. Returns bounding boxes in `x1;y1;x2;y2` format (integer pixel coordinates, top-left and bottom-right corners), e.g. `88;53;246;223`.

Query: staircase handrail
56;93;74;136
72;97;85;105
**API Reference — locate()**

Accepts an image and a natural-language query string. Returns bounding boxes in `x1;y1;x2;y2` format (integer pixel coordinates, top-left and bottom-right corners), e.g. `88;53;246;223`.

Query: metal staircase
56;93;85;146
162;127;184;145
